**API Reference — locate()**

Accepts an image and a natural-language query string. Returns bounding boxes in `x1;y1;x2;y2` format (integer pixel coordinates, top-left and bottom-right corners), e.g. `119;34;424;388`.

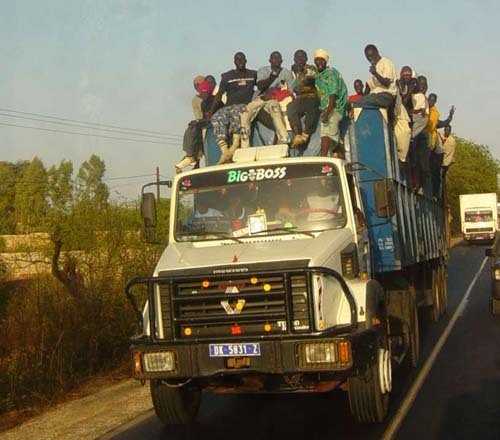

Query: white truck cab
128;145;392;425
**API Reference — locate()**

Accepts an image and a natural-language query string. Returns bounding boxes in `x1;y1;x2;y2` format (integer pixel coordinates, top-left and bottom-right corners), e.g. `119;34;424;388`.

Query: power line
0;112;183;141
103;174;156;181
0;107;183;139
0;122;181;146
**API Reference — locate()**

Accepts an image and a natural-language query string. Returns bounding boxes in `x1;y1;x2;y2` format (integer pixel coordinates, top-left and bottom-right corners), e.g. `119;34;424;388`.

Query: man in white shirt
240;51;292;148
354;44;397;108
439;125;456;180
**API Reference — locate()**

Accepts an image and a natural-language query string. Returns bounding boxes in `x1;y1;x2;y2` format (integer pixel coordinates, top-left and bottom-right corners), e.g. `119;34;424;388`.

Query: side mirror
141;192;157;242
373;179;395;218
485;248;493;257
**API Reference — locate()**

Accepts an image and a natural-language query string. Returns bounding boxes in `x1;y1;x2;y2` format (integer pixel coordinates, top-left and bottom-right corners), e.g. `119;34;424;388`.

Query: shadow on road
157;390;381;440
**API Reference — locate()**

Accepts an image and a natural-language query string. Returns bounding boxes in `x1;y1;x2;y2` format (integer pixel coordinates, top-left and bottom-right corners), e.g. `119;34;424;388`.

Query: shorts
320;110;343;143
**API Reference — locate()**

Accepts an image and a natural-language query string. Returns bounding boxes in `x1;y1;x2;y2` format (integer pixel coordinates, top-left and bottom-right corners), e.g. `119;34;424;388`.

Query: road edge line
381;256;488;440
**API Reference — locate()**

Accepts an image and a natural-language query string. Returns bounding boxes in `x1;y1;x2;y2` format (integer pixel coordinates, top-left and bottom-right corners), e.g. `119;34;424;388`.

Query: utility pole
156;166;160;201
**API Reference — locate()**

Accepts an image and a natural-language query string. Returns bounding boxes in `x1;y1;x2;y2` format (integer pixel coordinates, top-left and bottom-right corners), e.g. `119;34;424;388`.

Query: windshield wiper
246;227;315;238
178;231;243;243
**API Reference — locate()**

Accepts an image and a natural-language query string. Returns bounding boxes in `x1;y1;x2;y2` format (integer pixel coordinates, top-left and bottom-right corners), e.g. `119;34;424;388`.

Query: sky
1;0;499;200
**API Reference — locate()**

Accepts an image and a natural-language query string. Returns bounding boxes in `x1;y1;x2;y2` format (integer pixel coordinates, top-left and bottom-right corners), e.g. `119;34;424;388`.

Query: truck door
347;172;371;278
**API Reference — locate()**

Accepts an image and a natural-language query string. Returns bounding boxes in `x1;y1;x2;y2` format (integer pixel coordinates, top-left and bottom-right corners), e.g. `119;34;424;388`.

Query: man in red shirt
348;79;364;103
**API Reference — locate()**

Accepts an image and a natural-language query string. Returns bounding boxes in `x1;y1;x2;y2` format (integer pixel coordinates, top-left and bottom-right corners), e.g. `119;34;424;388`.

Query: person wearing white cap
313;48;348;158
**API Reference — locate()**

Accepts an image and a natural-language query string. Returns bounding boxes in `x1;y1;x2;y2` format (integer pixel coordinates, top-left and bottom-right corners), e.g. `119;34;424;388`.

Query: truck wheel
493;298;500;315
430;266;440;322
150;380;201;425
439;264;448;316
348;331;391;423
405;291;420;368
348;351;390;423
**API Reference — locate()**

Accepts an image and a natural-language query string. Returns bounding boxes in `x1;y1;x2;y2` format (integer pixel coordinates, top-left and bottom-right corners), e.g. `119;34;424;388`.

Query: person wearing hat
176;80;223;170
313;48;348;158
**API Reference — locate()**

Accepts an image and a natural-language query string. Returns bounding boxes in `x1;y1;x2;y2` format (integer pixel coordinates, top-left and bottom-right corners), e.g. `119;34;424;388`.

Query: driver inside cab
184;192;224;226
305;177;342;222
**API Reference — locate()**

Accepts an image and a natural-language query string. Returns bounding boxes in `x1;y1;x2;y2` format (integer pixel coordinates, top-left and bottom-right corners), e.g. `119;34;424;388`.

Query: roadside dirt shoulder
0;379;152;440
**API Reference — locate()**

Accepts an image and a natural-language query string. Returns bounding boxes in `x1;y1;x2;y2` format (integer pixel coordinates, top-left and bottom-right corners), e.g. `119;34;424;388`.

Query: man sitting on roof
354;44;397;108
240;51;293;148
208;52;257;164
176;80;223;171
287;50;321;149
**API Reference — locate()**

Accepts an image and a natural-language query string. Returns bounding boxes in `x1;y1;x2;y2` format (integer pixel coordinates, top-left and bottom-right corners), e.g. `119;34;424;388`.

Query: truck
126;106;449;425
459;193;497;243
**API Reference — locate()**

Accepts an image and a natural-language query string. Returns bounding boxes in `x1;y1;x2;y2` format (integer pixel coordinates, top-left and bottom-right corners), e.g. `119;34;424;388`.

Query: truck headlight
494;268;500;281
143;351;176;372
297;341;352;369
303;343;336;363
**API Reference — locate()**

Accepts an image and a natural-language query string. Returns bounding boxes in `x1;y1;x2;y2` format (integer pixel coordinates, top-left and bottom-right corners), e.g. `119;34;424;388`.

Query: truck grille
159;273;310;340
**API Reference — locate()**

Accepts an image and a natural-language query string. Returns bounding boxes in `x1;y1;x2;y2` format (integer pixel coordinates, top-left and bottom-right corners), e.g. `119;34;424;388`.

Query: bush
0;275;136;413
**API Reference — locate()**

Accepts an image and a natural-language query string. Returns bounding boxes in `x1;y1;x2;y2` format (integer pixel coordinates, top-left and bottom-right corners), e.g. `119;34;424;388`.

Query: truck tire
438;263;448;316
404;291;420;368
493;297;500;315
348;329;391;423
150;380;201;425
429;266;440;322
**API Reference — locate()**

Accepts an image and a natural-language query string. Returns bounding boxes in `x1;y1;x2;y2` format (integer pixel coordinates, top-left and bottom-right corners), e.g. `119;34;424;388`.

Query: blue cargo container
350;107;447;274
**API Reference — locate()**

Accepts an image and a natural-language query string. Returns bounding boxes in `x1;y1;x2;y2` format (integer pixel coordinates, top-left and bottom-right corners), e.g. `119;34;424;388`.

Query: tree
75;154;109;207
47;160;73;214
46;160;84;297
14;157;48;233
446;137;500;234
0;161;29;234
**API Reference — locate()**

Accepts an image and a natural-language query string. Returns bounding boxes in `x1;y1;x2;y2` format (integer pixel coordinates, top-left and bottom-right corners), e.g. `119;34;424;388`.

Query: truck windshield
465;210;493;222
174;163;346;242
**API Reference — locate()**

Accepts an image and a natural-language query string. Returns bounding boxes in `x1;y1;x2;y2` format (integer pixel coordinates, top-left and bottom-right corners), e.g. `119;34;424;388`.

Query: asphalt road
106;243;500;440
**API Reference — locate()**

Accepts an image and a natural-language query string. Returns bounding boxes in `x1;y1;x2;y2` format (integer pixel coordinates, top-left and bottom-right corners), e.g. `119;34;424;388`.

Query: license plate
209;343;261;357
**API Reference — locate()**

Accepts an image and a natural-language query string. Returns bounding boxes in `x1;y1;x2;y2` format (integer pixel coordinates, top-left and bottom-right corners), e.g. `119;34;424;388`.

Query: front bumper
464;233;495;241
131;329;378;381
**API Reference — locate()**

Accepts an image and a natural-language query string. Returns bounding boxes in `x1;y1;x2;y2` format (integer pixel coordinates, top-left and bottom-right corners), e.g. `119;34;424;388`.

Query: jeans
354;92;395;108
182;124;203;157
240;98;290;148
430;151;444;198
410;131;430;190
286;96;320;135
